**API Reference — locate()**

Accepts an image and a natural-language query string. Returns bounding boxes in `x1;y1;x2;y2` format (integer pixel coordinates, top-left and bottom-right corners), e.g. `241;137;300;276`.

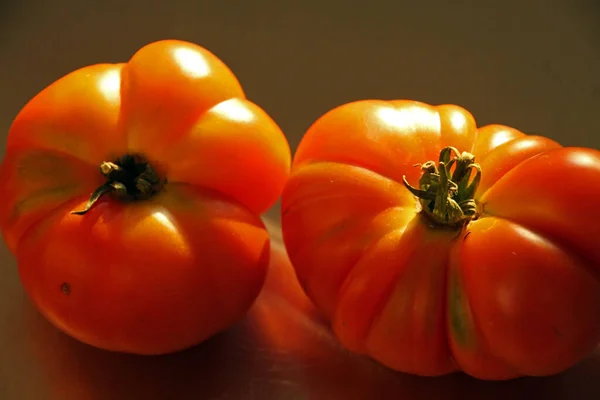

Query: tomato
280;99;600;380
0;39;291;355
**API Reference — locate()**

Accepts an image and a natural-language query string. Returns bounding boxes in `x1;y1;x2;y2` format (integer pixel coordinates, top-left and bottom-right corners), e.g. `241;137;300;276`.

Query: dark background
1;1;599;399
2;1;599;154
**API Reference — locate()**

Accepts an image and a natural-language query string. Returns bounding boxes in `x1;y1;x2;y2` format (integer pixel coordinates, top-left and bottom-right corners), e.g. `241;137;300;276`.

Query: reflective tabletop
1;221;599;399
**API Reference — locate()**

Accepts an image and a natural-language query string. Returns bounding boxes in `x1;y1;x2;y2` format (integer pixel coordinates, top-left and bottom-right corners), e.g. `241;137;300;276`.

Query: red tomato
0;39;291;355
280;99;600;380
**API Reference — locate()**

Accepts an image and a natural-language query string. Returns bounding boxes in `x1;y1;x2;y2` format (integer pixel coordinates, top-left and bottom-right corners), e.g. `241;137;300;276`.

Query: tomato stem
71;154;165;215
402;147;481;228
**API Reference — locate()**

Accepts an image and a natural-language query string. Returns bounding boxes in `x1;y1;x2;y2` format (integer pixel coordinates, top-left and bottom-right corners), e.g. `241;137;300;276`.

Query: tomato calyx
71;154;165;215
402;147;482;229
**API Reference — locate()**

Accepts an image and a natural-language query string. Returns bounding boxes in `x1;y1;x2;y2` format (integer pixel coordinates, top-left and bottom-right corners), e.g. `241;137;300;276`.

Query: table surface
1;222;599;400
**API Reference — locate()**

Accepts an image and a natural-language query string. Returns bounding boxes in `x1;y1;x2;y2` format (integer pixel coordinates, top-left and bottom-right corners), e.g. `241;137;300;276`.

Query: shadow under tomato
18;240;600;400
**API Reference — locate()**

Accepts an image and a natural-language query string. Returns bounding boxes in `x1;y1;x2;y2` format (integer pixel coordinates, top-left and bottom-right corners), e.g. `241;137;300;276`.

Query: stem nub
71;154;165;215
402;147;481;228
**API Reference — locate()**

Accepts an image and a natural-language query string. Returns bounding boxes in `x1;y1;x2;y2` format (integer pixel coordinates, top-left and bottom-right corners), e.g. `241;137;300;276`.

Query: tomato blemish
61;282;71;295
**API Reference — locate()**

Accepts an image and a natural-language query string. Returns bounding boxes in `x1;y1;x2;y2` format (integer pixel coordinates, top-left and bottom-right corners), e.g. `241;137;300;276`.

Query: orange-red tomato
0;39;291;355
280;99;600;380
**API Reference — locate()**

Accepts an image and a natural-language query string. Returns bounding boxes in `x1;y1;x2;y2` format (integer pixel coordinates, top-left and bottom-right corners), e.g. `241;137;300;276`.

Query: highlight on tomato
0;39;291;355
280;99;600;380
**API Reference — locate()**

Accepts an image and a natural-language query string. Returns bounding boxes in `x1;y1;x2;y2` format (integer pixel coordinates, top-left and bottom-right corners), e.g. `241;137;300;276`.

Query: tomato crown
71;153;166;215
403;146;481;229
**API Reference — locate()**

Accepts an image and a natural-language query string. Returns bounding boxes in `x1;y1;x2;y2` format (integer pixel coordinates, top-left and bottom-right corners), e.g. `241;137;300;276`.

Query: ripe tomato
0;39;291;355
280;99;600;380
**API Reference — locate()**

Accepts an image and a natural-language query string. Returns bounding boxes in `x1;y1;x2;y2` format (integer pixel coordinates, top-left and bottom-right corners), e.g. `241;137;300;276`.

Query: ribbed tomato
281;99;600;380
0;39;291;354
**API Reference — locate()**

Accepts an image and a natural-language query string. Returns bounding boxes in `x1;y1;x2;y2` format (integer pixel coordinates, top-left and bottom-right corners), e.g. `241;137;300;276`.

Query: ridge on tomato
280;99;600;380
0;39;291;355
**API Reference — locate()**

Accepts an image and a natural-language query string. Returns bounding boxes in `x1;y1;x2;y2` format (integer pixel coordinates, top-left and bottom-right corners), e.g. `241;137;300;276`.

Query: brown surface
1;235;600;400
1;1;600;399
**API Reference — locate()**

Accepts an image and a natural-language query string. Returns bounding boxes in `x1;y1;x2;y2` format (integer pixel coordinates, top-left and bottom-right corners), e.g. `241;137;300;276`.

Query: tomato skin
0;40;291;354
281;99;600;379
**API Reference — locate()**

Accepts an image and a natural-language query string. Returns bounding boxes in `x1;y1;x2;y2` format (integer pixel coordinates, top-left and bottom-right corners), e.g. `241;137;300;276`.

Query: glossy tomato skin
0;40;291;354
281;99;600;379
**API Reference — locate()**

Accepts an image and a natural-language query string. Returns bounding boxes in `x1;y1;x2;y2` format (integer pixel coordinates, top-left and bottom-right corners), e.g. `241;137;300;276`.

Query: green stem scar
71;154;165;215
402;147;481;228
